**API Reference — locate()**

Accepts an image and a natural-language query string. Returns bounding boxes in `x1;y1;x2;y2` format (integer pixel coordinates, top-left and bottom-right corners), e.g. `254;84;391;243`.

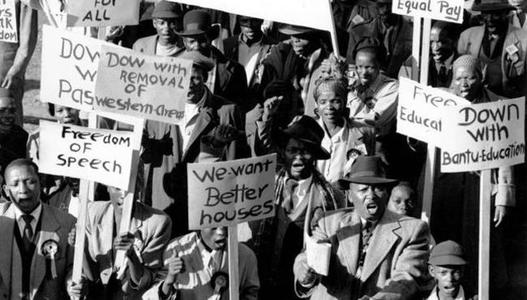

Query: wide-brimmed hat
281;116;330;160
340;156;397;185
472;0;514;11
429;240;468;266
278;24;317;36
151;0;182;19
177;9;220;39
179;50;215;72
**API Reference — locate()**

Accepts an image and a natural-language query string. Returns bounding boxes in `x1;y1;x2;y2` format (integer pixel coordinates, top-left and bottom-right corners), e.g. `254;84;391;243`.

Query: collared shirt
317;118;349;183
283;175;313;209
435;53;454;74
238;35;263;84
197;239;226;275
427;285;466;300
156;41;181;57
7;203;42;237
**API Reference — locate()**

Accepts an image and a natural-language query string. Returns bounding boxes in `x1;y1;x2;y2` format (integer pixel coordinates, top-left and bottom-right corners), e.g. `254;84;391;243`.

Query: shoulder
390;212;430;238
136;202;171;227
460;26;483;38
42;203;76;226
165;232;199;254
133;35;156;48
350;18;376;32
318;208;355;231
238;242;257;262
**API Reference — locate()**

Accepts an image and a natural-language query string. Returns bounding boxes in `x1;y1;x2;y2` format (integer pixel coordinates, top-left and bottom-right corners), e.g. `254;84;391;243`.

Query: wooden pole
479;170;492;300
228;226;240;300
327;0;341;58
411;16;422;81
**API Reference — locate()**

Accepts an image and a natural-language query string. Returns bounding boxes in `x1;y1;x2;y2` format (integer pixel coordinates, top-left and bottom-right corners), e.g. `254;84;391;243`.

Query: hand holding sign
165;250;184;285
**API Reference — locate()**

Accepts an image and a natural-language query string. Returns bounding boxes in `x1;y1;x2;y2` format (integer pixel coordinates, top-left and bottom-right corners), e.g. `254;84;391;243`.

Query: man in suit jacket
294;156;432;300
0;159;77;300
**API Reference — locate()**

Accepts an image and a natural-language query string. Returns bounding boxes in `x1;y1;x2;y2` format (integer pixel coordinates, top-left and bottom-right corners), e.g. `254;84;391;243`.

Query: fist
211;124;239;146
113;233;135;255
262;96;283;121
165;252;185;284
297;258;317;286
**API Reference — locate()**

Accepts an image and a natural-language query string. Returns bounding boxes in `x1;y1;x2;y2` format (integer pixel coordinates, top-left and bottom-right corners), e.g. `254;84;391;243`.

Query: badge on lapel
42;239;59;279
506;44;520;63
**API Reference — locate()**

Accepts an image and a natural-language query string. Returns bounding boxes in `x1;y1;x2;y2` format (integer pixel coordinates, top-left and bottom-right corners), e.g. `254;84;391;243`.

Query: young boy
427;240;477;300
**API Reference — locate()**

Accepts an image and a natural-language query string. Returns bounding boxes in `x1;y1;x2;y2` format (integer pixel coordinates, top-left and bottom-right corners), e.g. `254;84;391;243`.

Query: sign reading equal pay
393;0;464;23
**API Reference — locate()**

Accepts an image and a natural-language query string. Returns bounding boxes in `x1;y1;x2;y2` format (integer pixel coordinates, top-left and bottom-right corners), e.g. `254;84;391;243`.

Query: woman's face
452;65;482;102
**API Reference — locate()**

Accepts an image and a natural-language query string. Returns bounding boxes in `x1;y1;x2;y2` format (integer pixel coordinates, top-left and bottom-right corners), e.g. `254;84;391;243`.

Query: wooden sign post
479;170;492;300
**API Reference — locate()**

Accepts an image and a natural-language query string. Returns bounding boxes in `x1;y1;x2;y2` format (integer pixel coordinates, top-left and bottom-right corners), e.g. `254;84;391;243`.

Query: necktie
357;221;373;276
21;215;34;252
438;65;448;86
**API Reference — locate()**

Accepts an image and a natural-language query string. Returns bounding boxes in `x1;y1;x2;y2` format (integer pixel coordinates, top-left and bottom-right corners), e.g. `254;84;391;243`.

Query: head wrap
313;76;348;101
453;55;483;79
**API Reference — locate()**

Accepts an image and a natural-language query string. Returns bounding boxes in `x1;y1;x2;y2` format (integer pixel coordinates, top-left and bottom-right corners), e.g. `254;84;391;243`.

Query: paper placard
0;0;17;43
440;97;526;172
187;154;277;230
94;45;192;124
305;235;331;276
392;0;464;23
39;121;134;189
397;77;470;145
67;0;140;27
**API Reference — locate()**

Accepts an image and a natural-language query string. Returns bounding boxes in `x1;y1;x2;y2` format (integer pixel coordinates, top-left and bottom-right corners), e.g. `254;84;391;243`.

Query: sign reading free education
94;45;192;124
67;0;140;27
392;0;464;23
39;121;134;190
439;97;526;172
187;154;277;230
397;77;470;145
0;0;17;43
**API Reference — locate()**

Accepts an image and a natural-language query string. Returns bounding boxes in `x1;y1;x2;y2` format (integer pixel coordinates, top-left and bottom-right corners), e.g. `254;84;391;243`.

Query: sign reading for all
39;121;134;190
67;0;140;27
0;0;17;43
392;0;465;23
187;154;277;229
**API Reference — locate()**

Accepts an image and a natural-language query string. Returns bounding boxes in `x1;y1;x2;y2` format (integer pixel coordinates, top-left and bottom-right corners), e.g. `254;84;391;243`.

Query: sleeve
373;221;432;300
493;166;516;207
373;80;399;137
239;245;260;300
8;1;38;79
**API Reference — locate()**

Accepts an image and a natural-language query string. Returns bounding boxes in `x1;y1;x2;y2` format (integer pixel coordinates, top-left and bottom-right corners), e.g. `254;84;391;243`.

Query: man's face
349;183;388;221
430;27;455;64
387;186;414;216
240;18;263;42
183;35;210;54
0;97;16;128
54;105;79;125
452;65;482;102
108;186;129;207
356;50;380;86
4;165;41;214
187;67;206;103
316;90;345;125
201;227;228;250
429;265;464;298
153;18;180;46
284;138;315;180
482;11;509;35
290;34;313;57
377;2;395;26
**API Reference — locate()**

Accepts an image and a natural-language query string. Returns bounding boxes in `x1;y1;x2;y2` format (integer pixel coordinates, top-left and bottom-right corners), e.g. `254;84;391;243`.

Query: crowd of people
0;0;526;299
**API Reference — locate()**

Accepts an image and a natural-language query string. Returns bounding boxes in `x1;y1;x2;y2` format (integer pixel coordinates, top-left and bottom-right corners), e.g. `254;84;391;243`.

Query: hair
4;158;39;179
431;20;462;42
313;76;348;103
352;37;386;65
392;181;416;199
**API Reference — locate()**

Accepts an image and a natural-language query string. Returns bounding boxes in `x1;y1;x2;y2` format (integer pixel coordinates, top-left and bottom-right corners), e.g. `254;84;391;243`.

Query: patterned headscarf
452;55;483;80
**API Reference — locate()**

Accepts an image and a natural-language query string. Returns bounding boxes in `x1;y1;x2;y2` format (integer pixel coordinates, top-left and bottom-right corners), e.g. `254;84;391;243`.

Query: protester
0;0;38;125
0;88;28;172
0;159;79;299
387;182;416;217
83;183;172;299
294;155;432;299
143;227;260;299
247;115;345;299
427;240;477;300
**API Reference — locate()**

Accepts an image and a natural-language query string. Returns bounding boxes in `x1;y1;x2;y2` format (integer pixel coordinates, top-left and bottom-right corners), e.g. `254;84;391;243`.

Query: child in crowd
387;182;415;216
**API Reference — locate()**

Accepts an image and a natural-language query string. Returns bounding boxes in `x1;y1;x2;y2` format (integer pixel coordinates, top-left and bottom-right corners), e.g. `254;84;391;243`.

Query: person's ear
428;265;435;277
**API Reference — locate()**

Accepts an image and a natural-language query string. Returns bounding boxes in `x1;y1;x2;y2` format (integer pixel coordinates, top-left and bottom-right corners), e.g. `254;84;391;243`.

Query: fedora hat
281;116;330;160
472;0;514;11
340;156;397;185
429;240;468;266
177;9;220;39
278;24;318;36
151;0;182;19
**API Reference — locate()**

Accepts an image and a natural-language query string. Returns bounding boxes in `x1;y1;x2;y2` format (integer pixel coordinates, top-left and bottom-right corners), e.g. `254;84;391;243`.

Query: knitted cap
453;55;482;78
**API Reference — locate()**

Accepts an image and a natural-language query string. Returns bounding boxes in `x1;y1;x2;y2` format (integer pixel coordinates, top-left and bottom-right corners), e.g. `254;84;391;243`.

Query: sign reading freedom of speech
168;0;333;32
392;0;464;23
67;0;140;27
41;25;115;111
0;0;17;43
94;45;192;124
397;77;470;145
187;154;277;229
440;98;526;172
39;121;134;190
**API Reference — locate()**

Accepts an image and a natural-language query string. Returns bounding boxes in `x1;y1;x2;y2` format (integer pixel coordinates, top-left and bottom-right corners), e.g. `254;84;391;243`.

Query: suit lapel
336;213;361;274
0;216;14;292
182;108;214;161
148;35;158;55
31;205;60;291
472;27;485;56
360;211;401;282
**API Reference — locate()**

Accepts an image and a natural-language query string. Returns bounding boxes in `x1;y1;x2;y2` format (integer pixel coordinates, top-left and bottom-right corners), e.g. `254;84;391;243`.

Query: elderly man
0;159;78;299
0;88;27;172
293;155;432;299
133;1;184;56
141;51;247;237
247;115;345;299
346;0;412;78
458;0;527;98
508;0;527;29
0;0;38;125
175;9;248;110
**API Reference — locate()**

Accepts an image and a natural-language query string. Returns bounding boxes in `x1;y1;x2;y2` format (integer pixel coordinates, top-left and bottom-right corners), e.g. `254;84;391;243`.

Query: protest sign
41;25;116;111
39;121;134;190
392;0;464;23
440;97;525;172
94;45;192;124
168;0;333;32
306;236;331;276
397;77;470;144
187;154;277;230
67;0;140;27
0;0;17;43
